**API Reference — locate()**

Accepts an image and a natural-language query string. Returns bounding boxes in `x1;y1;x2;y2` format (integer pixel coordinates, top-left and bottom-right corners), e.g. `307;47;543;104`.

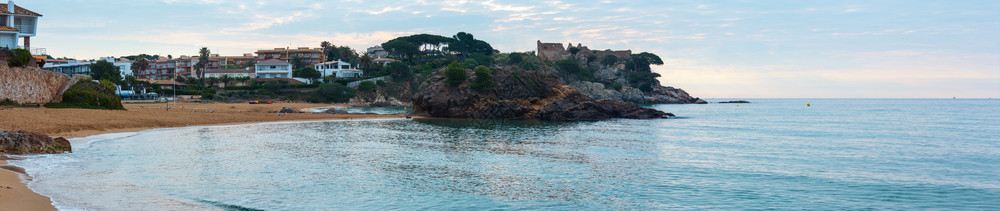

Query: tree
470;66;493;92
219;75;233;87
290;55;307;70
131;58;150;77
382;39;419;59
321;41;332;51
310;83;355;103
386;62;413;81
444;61;466;86
359;54;373;71
448;32;495;57
357;81;377;92
206;77;219;88
89;60;121;83
462;58;479;69
293;67;321;81
197;47;211;90
601;55;618;66
569;47;580;55
508;52;523;64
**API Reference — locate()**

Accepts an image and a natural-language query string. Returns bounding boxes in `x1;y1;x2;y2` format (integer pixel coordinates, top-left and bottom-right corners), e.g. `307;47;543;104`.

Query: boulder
319;108;348;114
0;130;72;154
412;67;674;121
271;107;302;113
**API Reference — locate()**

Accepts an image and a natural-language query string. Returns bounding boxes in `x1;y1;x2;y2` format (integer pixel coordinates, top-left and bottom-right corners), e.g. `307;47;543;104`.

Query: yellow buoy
807;103;811;107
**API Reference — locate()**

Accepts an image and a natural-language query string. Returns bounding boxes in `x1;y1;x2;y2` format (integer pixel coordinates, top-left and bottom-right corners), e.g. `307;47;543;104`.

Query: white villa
0;0;39;49
205;68;254;78
254;58;292;78
313;60;363;78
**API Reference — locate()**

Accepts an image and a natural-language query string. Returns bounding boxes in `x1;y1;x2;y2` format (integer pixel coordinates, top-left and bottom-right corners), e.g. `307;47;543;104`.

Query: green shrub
508;53;523;64
611;83;622;90
470;66;493;92
8;49;31;68
602;55;619;66
463;58;479;69
310;83;355;103
49;81;124;110
518;61;536;70
556;60;594;81
444;61;466;86
376;80;386;87
587;55;598;63
357;81;377;92
201;88;216;100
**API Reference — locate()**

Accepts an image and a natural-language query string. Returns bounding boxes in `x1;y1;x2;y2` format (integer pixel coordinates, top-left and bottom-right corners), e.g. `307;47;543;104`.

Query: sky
22;0;1000;98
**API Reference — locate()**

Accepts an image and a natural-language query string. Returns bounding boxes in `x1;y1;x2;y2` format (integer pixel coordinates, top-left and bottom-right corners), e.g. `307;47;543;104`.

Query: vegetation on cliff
45;79;125;110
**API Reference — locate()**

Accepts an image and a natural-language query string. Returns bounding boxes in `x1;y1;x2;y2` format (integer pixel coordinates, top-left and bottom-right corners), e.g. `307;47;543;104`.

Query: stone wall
536;40;632;61
536;40;568;61
0;65;72;104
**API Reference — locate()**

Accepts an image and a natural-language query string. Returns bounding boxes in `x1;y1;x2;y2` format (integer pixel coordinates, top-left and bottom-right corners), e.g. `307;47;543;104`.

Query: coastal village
0;2;696;209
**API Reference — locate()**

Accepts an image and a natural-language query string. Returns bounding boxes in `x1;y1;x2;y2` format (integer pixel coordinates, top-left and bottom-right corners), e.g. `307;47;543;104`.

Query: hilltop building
0;0;40;49
366;45;388;58
536;40;632;62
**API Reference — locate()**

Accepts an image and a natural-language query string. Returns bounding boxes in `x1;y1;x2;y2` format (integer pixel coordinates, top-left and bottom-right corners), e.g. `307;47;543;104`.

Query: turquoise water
12;99;1000;210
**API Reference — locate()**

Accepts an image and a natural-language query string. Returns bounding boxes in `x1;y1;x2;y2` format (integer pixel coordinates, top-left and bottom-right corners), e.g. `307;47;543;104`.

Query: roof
256;59;290;65
151;80;187;86
0;3;42;16
205;68;254;74
0;26;17;32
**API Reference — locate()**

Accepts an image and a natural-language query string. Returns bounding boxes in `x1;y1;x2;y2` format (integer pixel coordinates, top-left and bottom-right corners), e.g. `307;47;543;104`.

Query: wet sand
0;102;406;210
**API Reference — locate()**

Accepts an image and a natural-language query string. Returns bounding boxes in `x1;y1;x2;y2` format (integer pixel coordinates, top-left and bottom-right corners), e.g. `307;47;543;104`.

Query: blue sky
23;0;1000;98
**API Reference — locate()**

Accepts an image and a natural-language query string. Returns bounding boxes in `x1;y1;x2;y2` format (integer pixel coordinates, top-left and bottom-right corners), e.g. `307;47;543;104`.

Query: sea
9;99;1000;210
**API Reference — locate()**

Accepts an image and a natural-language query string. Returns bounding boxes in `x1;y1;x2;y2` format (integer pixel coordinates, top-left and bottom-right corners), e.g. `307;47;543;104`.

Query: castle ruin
536;40;632;62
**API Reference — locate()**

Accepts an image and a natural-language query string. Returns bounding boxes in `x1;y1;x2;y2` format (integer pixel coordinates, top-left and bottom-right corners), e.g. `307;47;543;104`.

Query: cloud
481;0;535;12
368;6;403;15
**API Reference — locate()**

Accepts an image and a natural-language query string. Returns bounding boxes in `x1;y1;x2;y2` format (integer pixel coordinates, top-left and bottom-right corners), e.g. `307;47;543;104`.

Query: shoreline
0;102;407;210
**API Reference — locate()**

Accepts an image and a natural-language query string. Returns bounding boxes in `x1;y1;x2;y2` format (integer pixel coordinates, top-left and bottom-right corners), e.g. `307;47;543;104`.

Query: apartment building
255;47;325;66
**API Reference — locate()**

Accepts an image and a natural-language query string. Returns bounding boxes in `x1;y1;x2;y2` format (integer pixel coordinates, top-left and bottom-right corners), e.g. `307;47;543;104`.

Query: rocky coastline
412;66;674;121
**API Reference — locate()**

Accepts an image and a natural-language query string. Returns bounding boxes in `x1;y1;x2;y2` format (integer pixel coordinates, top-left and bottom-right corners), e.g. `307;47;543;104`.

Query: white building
44;60;92;75
314;60;364;79
0;1;40;49
254;58;292;78
205;68;254;78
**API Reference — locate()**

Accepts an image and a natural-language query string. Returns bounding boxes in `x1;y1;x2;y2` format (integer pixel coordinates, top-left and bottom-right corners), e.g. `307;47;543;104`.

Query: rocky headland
412;65;674;121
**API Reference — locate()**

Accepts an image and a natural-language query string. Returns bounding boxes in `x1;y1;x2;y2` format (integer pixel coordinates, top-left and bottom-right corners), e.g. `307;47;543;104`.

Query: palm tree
131;58;150;78
220;75;233;87
197;47;211;90
206;77;219;88
360;54;372;70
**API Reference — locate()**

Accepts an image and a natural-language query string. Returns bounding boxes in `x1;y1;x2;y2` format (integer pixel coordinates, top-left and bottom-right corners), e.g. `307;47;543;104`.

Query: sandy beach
0;102;406;210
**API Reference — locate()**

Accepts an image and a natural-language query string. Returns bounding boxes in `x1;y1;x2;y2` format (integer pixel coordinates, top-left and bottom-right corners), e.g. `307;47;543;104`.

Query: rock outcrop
412;67;674;120
0;130;72;155
271;107;302;113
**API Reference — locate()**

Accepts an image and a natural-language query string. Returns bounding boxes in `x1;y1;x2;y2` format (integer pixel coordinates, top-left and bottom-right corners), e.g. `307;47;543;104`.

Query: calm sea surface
11;99;1000;210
